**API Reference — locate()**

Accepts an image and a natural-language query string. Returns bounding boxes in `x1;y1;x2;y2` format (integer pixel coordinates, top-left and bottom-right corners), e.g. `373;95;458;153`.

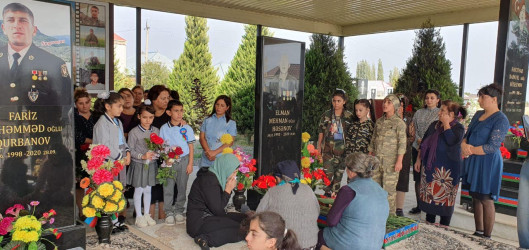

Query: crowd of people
73;83;519;249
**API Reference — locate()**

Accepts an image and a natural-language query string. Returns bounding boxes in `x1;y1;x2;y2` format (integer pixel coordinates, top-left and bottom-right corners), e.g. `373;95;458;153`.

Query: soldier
83;28;99;47
80;5;104;27
368;94;407;215
0;2;72;106
317;89;353;195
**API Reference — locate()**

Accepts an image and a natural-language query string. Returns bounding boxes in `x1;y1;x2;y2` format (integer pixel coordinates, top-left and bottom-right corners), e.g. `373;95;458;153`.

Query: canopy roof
104;0;500;36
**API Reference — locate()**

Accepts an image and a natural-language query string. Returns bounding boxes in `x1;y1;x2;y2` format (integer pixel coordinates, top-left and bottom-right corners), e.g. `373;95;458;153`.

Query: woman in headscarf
256;160;320;249
186;154;247;249
317;152;389;250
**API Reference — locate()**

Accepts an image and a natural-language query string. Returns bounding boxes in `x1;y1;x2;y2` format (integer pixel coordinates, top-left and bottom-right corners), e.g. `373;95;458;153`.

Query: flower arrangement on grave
508;121;524;148
221;134;234;154
145;133;181;185
300;132;330;191
252;175;277;195
0;201;61;250
233;147;257;191
79;145;127;227
500;143;511;159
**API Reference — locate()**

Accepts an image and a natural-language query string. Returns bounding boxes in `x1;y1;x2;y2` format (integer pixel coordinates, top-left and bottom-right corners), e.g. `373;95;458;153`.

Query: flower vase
95;214;113;244
233;189;246;212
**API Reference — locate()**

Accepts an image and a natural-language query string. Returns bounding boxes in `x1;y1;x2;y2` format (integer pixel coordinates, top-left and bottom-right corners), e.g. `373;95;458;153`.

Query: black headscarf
273;160;301;195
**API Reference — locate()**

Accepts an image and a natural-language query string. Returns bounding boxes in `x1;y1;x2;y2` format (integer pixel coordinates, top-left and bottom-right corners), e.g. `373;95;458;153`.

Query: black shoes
194;235;210;250
409;207;421;214
396;209;404;217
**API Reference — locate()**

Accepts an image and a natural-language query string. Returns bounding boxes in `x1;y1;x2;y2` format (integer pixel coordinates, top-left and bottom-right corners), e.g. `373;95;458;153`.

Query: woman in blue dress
461;84;509;239
415;100;466;226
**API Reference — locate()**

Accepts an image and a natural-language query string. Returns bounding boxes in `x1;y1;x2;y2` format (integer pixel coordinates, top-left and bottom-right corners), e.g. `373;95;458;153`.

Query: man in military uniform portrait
80;5;104;27
83;28;99;47
0;2;72;106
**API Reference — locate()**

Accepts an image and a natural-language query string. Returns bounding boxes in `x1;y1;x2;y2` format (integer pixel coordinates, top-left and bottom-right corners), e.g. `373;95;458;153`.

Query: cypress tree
395;20;462;109
217;25;273;135
377;59;384;81
303;34;358;140
168;16;219;131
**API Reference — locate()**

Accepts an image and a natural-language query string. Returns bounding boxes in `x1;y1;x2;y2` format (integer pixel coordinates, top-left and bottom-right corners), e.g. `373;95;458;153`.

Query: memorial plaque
0;0;75;229
501;0;529;123
256;37;305;175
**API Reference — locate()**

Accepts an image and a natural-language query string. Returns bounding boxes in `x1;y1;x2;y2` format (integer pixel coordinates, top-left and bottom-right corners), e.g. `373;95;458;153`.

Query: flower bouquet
80;145;127;227
233;147;257;191
251;175;277;195
300;132;330;191
0;201;61;250
508;121;524;148
145;133;182;185
221;134;234;154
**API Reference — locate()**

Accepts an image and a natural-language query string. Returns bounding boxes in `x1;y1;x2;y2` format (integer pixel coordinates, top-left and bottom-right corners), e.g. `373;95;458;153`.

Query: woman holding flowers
256;160;320;249
187;154;247;249
317;89;353;196
199;95;237;168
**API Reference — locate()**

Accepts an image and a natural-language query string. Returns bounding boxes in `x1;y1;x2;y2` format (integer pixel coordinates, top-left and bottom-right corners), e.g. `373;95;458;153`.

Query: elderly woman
318;152;389;250
187;154;247;249
462;84;509;239
415;100;466;226
256;160;320;249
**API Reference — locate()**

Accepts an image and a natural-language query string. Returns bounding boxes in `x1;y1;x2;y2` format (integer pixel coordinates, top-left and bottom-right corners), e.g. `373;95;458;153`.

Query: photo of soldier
79;4;105;27
80;47;104;69
80;26;105;48
83;70;105;90
0;2;72;106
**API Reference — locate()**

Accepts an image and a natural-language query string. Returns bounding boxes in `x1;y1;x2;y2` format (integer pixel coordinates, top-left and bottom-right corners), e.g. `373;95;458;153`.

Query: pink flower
91;145;111;158
43;212;49;218
5;204;24;216
0;217;15;235
86;157;104;171
239;166;250;174
92;169;113;185
49;218;55;225
30;201;39;206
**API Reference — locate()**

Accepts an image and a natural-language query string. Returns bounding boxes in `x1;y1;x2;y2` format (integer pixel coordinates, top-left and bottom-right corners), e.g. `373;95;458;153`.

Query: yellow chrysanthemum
97;183;114;197
301;157;311;168
13;216;41;231
12;230;39;243
113;180;123;191
302;132;310;143
82;195;90;207
220;134;233;145
300;179;308;185
82;207;96;217
111;191;122;202
222;147;233;154
118;199;126;211
103;202;118;213
92;196;105;209
304;178;312;184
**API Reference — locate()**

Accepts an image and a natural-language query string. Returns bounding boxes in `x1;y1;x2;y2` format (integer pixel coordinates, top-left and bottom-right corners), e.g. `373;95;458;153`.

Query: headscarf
420;120;458;170
273;160;301;195
384;94;401;114
209;154;240;191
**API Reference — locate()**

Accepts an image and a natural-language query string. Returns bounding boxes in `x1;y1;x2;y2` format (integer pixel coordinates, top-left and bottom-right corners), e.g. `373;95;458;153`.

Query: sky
114;6;499;96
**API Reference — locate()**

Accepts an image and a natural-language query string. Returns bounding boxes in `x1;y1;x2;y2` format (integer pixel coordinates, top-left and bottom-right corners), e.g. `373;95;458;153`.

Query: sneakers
165;215;175;225
144;214;157;226
135;216;148;228
175;214;185;223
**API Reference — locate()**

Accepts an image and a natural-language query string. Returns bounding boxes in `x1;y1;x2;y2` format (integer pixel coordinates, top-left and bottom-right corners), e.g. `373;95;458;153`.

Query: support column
459;23;469;98
136;7;141;86
338;36;344;50
493;0;510;84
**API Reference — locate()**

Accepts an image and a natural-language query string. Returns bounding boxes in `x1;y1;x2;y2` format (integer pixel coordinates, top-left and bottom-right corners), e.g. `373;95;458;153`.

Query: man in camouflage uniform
368;94;407;215
318;108;353;195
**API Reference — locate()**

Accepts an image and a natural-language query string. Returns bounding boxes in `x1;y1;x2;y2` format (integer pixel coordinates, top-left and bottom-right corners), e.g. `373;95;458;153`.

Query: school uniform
127;125;159;187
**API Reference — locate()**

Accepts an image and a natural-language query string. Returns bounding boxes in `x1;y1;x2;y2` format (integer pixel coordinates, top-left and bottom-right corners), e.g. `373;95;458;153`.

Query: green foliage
395;19;462;110
377;58;384;81
167;16;219;131
113;58;135;90
303;34;358;140
141;60;170;90
217;25;273;135
388;66;400;88
370;63;376;81
356;60;371;80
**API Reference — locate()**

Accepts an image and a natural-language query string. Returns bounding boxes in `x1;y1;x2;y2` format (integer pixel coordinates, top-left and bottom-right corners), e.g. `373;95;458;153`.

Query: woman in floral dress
414;100;466;226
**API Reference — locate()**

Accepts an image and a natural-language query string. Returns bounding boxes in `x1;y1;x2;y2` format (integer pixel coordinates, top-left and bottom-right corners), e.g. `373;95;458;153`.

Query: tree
355;60;371;80
388;66;400;87
113;58;135;90
167;16;219;131
370;63;376;80
141;60;170;90
217;25;273;135
395;19;462;110
304;34;358;140
377;59;384;81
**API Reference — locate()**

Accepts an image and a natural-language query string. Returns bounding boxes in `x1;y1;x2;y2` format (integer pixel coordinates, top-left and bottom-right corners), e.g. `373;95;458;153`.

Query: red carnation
250;166;257;172
91;145;111;158
168;152;176;159
150;133;164;145
86;157;104;171
174;147;184;155
257;181;267;189
111;166;121;177
323;178;331;186
92;169;113;185
237;183;244;191
56;232;63;239
49;209;56;216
